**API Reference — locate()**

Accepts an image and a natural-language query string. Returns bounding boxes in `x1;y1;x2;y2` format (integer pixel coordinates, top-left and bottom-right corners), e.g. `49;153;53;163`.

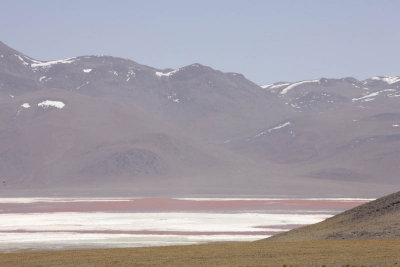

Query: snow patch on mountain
126;70;135;82
14;55;30;66
83;69;92;73
280;80;319;95
271;83;291;89
362;98;375;102
268;121;291;132
352;89;396;102
38;100;65;109
156;69;179;77
167;94;180;103
261;83;291;90
253;121;292;139
31;57;78;68
39;76;52;82
371;76;400;85
254;131;267;138
21;103;31;109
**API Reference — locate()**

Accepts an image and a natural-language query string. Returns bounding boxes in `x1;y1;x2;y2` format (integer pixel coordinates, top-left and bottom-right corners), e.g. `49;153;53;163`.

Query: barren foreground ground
1;240;400;267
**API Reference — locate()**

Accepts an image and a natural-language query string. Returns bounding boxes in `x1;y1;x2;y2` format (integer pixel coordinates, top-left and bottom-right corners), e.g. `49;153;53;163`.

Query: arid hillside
265;191;400;241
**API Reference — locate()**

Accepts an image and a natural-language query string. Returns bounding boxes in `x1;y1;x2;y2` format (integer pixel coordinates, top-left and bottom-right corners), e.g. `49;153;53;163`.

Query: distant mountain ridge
0;41;399;197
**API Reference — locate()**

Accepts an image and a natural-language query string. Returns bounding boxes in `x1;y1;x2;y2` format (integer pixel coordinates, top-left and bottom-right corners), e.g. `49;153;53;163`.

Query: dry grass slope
0;240;400;267
266;191;400;242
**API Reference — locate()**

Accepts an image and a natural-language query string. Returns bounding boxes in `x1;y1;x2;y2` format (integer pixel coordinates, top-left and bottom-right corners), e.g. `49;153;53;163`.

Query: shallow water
0;197;370;251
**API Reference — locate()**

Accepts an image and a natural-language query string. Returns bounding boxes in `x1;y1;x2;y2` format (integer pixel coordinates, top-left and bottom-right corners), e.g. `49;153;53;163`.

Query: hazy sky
1;0;399;84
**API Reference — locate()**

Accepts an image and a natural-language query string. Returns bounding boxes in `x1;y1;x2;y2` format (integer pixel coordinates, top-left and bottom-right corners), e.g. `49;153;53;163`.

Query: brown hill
265;191;400;241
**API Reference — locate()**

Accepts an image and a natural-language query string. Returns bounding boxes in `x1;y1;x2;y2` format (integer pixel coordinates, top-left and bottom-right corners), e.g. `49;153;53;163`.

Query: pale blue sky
1;0;399;84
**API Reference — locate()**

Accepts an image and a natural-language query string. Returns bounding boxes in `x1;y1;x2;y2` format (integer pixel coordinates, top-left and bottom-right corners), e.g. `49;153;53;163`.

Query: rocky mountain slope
1;41;399;196
265;191;400;241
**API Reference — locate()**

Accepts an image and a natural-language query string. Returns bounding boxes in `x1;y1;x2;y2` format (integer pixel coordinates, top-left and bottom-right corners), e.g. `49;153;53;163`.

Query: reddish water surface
0;198;372;250
0;198;369;214
0;229;280;236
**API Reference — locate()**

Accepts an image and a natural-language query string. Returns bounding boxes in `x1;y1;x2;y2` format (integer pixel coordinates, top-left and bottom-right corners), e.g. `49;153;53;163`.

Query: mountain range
1;41;399;197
